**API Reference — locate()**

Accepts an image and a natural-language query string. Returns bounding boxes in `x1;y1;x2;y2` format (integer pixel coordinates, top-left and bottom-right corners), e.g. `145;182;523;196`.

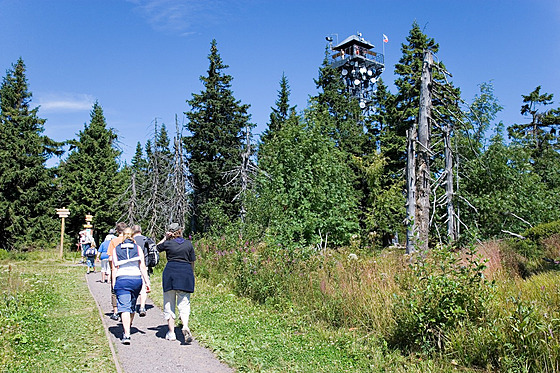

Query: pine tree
0;58;60;249
57;101;124;241
184;39;253;233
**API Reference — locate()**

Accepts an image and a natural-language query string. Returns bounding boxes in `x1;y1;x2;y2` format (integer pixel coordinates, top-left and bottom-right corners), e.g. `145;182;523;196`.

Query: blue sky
1;0;559;166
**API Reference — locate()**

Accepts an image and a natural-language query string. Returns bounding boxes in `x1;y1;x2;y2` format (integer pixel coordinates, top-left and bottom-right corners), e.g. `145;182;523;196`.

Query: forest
1;22;558;251
1;22;560;371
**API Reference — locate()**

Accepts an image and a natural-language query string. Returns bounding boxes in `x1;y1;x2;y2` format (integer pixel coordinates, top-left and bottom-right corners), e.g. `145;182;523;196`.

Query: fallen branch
501;230;526;240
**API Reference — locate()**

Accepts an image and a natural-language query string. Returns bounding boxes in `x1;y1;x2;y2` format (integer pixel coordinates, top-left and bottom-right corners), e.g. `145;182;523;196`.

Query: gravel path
86;271;234;373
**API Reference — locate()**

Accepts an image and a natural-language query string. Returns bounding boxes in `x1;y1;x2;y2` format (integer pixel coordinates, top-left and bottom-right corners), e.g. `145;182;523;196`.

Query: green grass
0;253;116;372
149;273;470;372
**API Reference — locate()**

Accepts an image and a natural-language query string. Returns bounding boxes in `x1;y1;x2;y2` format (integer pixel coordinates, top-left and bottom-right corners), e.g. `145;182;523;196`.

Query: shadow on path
86;271;233;373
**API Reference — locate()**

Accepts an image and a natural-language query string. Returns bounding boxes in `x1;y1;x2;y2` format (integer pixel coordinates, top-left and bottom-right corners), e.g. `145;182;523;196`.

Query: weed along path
86;271;234;373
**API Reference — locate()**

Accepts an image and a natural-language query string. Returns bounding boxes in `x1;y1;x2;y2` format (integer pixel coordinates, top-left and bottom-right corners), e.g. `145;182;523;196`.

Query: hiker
107;222;128;321
132;224;150;317
82;230;97;274
157;223;196;343
96;229;116;283
110;227;151;345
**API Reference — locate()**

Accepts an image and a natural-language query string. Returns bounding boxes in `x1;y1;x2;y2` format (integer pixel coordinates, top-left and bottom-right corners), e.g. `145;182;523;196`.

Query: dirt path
86;271;234;373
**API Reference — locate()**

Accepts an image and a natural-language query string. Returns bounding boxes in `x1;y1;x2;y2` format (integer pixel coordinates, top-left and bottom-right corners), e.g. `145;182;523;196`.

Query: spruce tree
0;58;60;249
57;101;124;241
311;47;364;156
392;23;462;246
261;73;297;142
184;39;253;233
508;86;560;189
392;23;461;171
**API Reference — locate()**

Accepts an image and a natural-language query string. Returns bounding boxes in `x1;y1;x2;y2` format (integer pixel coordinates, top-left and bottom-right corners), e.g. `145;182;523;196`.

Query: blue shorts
114;276;142;313
86;256;96;268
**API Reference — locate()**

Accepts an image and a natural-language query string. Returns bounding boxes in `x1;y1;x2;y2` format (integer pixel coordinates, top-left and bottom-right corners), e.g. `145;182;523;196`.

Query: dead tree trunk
416;50;433;252
406;128;417;254
127;173;138;225
444;122;456;242
171;115;189;228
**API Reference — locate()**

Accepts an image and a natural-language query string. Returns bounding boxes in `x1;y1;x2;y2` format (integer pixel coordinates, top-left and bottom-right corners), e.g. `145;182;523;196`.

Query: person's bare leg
121;312;131;337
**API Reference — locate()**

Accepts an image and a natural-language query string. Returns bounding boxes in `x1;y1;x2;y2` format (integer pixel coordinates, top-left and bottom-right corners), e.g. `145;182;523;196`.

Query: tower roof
333;34;375;51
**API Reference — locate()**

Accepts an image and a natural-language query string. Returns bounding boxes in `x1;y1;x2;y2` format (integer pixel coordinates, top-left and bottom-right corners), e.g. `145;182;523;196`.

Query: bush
389;247;494;353
506;220;560;275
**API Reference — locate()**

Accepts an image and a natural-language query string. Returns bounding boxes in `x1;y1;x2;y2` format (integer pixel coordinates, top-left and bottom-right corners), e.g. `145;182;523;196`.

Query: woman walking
157;223;196;343
111;227;151;344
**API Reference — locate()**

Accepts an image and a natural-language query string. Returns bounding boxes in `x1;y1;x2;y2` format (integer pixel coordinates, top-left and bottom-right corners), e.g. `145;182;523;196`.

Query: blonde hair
123;227;134;240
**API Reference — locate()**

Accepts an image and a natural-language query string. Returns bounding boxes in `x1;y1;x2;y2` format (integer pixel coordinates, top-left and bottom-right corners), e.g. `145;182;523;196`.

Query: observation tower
327;32;384;110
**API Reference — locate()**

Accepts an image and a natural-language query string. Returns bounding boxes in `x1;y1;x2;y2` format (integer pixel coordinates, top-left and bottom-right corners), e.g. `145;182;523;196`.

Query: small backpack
145;238;159;267
84;245;97;257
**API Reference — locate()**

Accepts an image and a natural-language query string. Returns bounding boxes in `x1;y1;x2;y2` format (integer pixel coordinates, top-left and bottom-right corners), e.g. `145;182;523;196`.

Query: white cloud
127;0;228;34
36;93;95;112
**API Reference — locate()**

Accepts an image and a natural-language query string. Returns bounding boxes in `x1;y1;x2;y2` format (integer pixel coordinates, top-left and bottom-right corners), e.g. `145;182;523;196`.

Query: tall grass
194;233;560;372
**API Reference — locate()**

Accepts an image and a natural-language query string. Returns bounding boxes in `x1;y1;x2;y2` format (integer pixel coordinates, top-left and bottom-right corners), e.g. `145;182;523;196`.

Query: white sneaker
183;327;192;343
165;331;176;341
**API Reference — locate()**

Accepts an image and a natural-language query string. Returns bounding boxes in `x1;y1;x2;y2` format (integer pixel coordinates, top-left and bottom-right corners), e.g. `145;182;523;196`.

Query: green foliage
254;114;359;247
355;151;406;247
57;102;125;242
390;247;493;353
0;58;60;249
185;39;254;233
459;125;560;239
508;86;560;190
505;220;560;275
261;73;297;142
447;272;560;372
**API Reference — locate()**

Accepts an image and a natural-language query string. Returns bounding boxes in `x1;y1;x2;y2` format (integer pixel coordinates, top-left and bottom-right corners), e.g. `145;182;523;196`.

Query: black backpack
145;238;159;268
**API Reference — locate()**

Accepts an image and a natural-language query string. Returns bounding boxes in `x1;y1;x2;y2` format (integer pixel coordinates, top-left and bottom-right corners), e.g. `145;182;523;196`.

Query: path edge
85;273;123;373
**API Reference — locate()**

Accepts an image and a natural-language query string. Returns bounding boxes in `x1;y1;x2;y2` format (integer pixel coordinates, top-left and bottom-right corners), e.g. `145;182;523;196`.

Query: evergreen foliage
57;102;124;242
392;22;462;172
508;86;560;189
0;58;60;249
184;39;253;233
261;73;297;142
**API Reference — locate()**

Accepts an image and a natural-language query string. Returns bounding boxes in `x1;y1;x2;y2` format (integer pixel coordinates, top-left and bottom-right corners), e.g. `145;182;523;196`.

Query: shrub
389;247;494;353
506;220;560;275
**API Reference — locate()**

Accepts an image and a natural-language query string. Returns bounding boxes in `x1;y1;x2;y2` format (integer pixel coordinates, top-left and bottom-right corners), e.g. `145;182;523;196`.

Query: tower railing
330;46;384;66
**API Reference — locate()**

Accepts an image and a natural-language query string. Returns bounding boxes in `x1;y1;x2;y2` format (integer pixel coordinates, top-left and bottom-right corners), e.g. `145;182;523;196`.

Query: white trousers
163;290;191;325
100;259;111;274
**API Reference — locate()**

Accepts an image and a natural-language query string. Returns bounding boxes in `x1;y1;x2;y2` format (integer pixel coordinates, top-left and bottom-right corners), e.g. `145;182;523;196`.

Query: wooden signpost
56;208;70;259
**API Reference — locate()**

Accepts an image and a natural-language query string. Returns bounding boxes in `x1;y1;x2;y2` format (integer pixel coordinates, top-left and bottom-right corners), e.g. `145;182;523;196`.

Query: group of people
88;222;196;345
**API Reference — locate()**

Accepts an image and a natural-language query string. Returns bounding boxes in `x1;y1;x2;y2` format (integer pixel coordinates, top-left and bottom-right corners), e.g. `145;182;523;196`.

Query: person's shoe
183;327;193;343
110;313;119;321
121;335;131;345
139;307;146;317
165;331;176;341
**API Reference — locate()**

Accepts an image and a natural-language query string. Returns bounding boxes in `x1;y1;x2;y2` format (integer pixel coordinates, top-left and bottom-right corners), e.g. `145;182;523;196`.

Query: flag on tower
383;34;389;43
